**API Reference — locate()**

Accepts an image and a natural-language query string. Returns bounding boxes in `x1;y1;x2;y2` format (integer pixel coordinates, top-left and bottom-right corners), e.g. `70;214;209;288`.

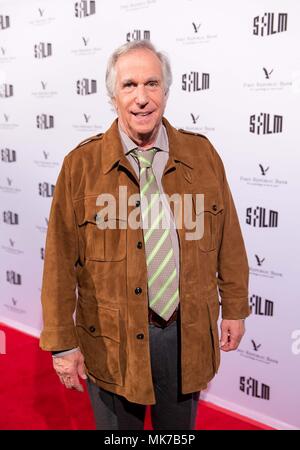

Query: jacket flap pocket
191;190;224;251
193;190;224;216
74;197;98;226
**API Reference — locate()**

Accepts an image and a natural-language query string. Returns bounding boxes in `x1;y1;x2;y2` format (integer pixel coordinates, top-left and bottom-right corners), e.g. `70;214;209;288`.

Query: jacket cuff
221;297;251;320
39;325;79;351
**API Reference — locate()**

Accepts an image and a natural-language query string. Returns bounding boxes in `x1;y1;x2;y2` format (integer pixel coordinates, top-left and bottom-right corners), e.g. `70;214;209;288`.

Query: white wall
0;0;299;429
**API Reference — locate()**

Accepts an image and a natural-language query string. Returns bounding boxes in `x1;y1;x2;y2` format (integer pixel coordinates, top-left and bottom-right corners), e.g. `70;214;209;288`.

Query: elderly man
40;40;249;430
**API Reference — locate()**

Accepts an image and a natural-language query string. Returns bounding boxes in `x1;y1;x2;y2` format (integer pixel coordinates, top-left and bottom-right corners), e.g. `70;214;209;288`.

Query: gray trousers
86;320;200;430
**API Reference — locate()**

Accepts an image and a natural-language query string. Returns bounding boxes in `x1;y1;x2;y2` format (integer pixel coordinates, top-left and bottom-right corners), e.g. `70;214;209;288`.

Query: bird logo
251;340;261;351
259;164;269;176
255;255;265;266
192;23;201;33
190;113;200;124
263;68;274;79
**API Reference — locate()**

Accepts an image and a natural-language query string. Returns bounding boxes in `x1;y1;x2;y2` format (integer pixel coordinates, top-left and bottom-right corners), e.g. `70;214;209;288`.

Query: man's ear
164;90;169;106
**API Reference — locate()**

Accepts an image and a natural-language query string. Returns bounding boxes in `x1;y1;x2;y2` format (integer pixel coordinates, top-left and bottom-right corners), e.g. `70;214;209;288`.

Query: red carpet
0;323;271;430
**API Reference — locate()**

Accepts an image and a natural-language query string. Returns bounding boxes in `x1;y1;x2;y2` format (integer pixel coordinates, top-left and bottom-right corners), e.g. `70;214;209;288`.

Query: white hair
105;40;172;99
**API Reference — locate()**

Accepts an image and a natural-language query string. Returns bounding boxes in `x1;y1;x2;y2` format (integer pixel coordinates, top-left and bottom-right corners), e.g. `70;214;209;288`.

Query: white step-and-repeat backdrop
0;0;299;430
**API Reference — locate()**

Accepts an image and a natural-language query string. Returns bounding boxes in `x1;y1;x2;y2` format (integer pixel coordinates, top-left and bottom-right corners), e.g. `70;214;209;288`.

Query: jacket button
212;204;217;211
136;200;141;207
89;326;96;333
135;287;142;295
136;333;144;340
137;241;143;249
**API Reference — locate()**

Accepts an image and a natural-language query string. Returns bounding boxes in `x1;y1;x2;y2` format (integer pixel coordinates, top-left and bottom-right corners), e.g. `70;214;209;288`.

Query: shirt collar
118;121;169;155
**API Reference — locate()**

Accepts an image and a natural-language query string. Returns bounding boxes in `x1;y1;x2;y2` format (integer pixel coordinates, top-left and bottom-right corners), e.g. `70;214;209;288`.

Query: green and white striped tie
133;148;179;321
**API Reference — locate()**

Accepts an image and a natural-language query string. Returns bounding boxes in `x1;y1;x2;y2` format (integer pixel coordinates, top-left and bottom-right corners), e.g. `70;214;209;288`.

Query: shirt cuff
52;347;80;358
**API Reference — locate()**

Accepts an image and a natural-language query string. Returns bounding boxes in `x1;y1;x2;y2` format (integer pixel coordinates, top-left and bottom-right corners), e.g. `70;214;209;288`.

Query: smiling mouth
132;111;153;116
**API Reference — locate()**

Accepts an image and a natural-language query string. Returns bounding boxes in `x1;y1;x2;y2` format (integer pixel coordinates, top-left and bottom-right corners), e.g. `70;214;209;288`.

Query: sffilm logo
182;72;210;92
3;211;19;225
126;30;150;42
0;84;14;98
34;42;52;58
0;15;10;30
38;182;55;197
76;79;97;95
1;148;17;162
253;13;288;37
240;376;270;400
249;113;283;135
6;270;22;285
36;114;54;129
75;1;96;18
246;207;278;228
250;294;274;316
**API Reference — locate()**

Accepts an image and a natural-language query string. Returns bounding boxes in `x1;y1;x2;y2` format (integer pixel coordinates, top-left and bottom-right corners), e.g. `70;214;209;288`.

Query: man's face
112;48;167;147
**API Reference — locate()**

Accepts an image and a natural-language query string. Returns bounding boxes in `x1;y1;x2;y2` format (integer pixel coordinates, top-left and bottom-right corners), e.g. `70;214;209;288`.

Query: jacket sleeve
39;156;80;351
213;147;250;320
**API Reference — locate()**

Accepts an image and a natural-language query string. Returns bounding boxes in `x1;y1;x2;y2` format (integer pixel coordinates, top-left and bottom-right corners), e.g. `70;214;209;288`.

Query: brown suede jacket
40;118;249;404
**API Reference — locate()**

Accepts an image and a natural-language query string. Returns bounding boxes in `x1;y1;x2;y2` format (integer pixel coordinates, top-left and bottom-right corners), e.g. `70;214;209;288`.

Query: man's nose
135;85;149;106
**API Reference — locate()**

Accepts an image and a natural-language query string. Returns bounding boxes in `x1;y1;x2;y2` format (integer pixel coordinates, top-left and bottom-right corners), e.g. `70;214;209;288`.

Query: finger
219;330;229;348
58;375;65;385
72;383;84;392
220;342;231;352
64;378;73;389
227;334;242;351
71;375;84;392
77;363;87;380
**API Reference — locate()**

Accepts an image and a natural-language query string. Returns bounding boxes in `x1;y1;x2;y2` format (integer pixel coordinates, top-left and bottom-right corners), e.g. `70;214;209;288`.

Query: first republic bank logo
182;72;210;92
75;1;96;18
253;13;288;37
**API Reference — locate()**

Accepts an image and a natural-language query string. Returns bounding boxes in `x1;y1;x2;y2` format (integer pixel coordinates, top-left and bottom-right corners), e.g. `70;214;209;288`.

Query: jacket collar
101;117;194;175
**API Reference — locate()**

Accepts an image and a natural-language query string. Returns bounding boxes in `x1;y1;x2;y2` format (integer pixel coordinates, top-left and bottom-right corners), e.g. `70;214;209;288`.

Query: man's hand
220;319;245;352
53;349;87;392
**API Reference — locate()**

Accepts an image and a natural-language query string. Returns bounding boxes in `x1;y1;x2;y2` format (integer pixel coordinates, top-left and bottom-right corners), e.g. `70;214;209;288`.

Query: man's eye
148;81;158;87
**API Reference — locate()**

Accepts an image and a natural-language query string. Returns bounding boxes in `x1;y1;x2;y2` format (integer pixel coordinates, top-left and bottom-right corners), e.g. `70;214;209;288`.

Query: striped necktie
132;148;179;321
